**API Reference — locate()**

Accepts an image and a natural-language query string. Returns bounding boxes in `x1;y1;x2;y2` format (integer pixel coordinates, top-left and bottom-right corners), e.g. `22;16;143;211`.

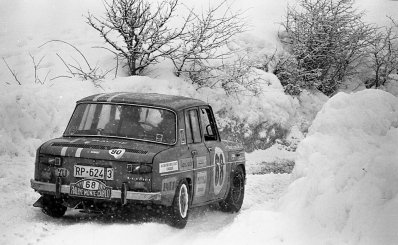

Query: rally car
31;92;246;228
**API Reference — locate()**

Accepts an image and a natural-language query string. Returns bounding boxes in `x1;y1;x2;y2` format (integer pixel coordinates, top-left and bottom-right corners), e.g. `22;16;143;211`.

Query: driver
158;112;176;143
119;106;143;138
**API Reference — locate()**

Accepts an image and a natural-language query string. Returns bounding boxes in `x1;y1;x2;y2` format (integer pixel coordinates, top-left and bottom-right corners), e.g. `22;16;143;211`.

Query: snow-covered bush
365;24;398;89
86;0;186;75
170;0;245;78
279;0;374;96
281;89;398;244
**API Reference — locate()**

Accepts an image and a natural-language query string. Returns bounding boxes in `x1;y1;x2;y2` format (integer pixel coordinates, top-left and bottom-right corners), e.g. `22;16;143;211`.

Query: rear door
198;106;229;201
184;108;211;205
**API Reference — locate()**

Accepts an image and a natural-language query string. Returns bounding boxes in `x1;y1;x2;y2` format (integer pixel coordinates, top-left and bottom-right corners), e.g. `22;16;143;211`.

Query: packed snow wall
0;70;317;157
281;89;398;245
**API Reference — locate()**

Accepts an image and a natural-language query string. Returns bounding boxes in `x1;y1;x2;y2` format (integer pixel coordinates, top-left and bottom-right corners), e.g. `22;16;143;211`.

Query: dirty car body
31;92;246;228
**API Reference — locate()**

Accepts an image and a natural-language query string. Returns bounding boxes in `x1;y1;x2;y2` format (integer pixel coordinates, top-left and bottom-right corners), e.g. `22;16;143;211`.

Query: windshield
64;103;176;144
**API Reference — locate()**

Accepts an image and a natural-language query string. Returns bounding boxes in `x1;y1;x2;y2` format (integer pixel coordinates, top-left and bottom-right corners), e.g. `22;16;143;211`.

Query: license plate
70;179;112;199
73;165;114;180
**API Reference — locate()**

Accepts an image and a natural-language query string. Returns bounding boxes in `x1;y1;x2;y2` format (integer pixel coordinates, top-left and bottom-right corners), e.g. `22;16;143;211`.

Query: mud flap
33;196;44;208
55;177;62;198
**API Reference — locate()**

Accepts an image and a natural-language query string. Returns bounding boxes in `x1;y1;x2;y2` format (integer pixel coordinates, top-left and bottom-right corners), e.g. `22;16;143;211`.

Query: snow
1;0;398;244
282;89;398;245
0;155;294;245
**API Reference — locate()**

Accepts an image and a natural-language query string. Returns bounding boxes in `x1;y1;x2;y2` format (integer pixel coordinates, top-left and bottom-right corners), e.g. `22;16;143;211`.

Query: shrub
279;0;374;96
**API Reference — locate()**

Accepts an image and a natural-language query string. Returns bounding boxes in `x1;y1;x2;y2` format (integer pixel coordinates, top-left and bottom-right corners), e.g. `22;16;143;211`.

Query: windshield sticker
159;161;178;173
213;147;226;195
195;171;207;197
179;158;193;171
109;149;126;159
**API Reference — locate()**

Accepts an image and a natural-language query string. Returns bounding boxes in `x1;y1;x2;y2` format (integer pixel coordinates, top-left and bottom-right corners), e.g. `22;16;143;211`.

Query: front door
184;108;210;205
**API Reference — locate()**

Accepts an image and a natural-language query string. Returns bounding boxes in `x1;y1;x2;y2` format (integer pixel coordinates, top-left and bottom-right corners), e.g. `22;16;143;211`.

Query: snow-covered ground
0;155;294;245
1;0;398;244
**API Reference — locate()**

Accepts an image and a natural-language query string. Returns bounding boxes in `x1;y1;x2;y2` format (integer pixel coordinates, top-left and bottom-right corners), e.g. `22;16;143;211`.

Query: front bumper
30;179;161;202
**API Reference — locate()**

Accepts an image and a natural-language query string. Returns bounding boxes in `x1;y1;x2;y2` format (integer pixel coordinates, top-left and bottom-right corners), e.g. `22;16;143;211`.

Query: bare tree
87;0;188;75
29;54;51;84
365;25;398;88
187;55;264;96
39;40;112;88
280;0;374;96
170;0;245;77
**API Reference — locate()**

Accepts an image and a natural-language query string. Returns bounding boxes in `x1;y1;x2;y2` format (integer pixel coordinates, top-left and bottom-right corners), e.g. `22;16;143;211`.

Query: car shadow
32;203;237;229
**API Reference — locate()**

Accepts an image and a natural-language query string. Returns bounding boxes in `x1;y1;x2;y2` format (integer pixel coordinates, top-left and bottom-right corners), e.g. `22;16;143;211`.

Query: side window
199;107;218;141
185;109;202;144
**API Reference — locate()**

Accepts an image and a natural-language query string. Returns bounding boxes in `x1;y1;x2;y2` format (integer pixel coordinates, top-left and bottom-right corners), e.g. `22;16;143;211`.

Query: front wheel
41;195;67;218
219;166;245;212
168;180;190;228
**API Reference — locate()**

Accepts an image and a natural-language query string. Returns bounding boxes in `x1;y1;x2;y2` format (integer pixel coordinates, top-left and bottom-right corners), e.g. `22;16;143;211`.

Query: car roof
77;92;209;111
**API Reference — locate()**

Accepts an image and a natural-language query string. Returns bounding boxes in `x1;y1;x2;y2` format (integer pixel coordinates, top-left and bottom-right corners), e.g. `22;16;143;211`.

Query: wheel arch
235;163;246;184
184;177;193;204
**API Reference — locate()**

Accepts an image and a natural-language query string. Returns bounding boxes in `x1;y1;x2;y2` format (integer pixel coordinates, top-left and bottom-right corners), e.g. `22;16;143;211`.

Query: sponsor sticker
195;171;207;197
162;177;177;194
179;129;186;145
109;148;125;159
156;134;163;142
70;179;112;199
179;158;193;171
196;156;207;168
159;161;178;173
55;168;69;177
224;141;243;151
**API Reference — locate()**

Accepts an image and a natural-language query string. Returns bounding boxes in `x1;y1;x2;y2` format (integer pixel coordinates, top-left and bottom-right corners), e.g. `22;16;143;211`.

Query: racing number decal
215;154;224;186
109;149;125;159
213;147;226;195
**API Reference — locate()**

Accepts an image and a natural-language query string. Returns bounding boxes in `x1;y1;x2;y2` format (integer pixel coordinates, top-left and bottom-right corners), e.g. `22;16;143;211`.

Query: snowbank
281;89;398;245
0;71;299;157
0;81;99;156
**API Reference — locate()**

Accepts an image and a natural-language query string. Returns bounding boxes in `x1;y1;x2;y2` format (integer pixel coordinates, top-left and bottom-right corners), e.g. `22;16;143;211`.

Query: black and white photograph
1;0;398;244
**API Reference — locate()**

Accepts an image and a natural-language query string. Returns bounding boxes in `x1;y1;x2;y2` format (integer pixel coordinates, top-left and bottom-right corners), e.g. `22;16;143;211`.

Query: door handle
191;150;197;157
208;147;213;152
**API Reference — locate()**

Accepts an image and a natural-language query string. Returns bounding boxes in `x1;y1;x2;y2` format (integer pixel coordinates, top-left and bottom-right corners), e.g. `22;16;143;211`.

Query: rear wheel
168;180;190;228
219;166;245;212
41;195;67;218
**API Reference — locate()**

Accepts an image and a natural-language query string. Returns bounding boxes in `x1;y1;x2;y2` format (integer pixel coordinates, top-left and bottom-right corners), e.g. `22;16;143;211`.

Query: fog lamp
40;167;52;181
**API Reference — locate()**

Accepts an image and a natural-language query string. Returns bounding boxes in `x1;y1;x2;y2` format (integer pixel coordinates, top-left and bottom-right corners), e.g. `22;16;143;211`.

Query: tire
219;166;245;212
41;195;67;218
168;180;190;229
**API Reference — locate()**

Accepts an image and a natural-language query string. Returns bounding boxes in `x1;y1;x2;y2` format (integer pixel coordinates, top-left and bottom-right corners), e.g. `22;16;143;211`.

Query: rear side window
185;109;202;144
